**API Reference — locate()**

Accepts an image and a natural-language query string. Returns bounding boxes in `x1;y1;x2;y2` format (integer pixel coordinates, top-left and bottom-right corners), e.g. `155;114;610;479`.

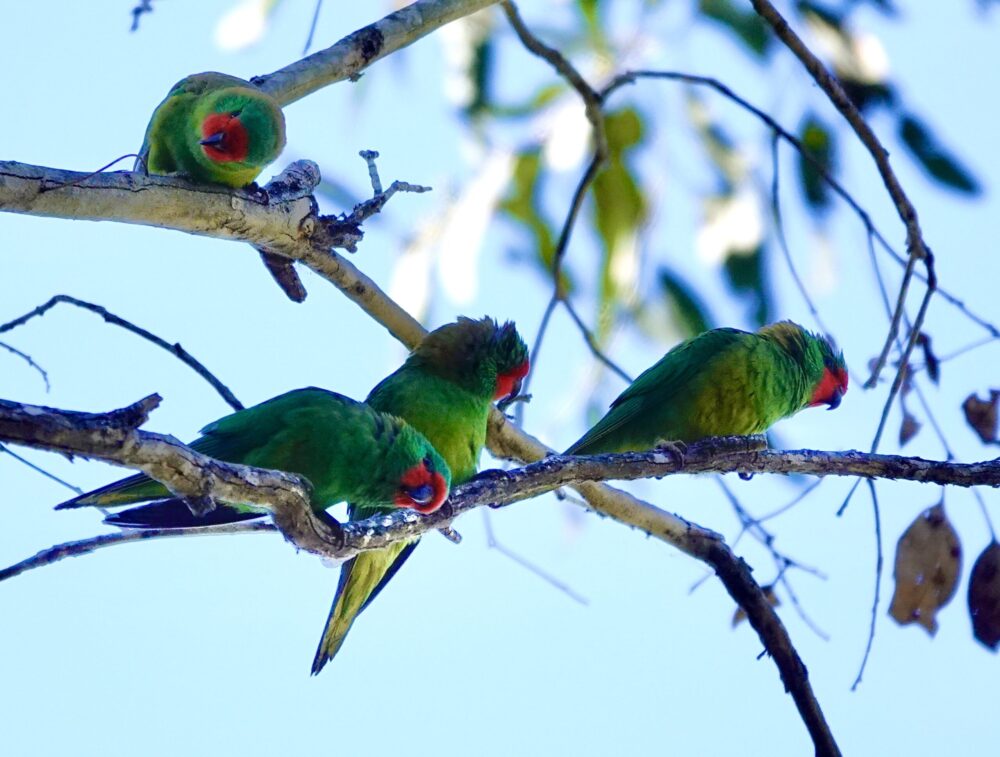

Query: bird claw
653;439;687;466
436;525;462;544
183;494;216;518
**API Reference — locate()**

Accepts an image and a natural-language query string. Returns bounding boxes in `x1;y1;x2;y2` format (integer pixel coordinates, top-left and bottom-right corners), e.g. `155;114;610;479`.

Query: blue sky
2;2;998;755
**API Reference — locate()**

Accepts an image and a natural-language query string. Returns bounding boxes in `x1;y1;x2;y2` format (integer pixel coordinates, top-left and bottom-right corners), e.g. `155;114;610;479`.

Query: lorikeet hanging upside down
565;321;847;455
56;388;451;528
311;316;530;674
137;72;286;189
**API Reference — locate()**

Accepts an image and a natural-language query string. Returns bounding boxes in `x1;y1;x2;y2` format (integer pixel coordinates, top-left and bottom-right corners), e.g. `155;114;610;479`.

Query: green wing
565;328;750;454
56;388;358;510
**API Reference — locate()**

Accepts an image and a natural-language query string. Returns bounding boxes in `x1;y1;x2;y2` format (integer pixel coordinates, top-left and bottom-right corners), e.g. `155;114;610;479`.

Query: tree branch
5;396;998;565
254;0;501;106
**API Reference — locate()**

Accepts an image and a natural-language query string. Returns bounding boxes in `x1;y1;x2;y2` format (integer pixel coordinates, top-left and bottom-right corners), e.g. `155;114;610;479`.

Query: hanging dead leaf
963;391;1000;444
899;410;921;446
917;332;940;384
968;541;1000;651
732;584;779;627
888;503;962;635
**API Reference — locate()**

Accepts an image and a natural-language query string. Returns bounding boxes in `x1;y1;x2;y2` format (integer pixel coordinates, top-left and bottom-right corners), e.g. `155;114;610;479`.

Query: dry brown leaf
962;390;1000;444
917;332;940;384
888;503;962;635
899;411;921;447
732;584;779;627
968;541;1000;651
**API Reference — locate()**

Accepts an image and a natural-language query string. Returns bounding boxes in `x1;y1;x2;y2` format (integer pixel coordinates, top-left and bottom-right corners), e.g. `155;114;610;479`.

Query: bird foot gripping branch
652;439;688;466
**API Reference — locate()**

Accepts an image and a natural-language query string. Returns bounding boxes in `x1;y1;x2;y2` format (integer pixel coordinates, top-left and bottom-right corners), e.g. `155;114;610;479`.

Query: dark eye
423;455;434;471
407;484;435;505
230;109;243;118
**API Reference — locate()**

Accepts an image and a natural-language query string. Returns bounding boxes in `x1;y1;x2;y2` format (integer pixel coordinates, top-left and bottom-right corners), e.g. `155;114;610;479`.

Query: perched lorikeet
138;72;301;301
565;321;847;455
56;388;451;526
310;316;530;674
137;72;286;189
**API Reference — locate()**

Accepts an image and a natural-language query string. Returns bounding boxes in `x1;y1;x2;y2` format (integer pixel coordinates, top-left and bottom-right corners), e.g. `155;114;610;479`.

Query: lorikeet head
391;429;451;514
196;88;286;169
410;317;530;404
758;321;848;411
808;337;849;410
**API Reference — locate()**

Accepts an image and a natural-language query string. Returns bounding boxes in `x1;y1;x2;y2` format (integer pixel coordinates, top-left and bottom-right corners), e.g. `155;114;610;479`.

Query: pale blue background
2;2;998;755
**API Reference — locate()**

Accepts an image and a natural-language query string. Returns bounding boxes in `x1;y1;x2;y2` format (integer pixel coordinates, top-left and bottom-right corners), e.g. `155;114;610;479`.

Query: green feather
138;72;285;188
310;317;528;674
565;321;846;454
56;388;450;523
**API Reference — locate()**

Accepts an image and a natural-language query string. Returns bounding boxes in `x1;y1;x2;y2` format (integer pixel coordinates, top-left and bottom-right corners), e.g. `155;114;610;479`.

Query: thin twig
563;300;633;383
0;521;276;582
0;340;49;391
604;68;995;337
501;1;613;414
972;488;996;541
480;508;589;605
777;572;830;642
748;2;939;452
303;0;325;54
0;295;243;412
0;443;82;494
758;478;824;523
851;480;883;691
768;134;830;336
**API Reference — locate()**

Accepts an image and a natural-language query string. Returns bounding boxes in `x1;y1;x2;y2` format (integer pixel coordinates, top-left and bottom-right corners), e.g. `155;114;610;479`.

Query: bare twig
603;69;995;337
748;1;938;462
851;480;884;691
768;134;830;336
0;521;275;582
303;0;325;54
0;295;242;412
0;340;49;391
501;1;632;416
0;443;82;494
480;509;589;605
129;0;154;32
563;300;633;383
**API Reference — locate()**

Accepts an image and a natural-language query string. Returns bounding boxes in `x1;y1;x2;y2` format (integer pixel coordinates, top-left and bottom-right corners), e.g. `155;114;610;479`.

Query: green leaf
592;108;647;337
723;245;772;326
499;149;564;291
577;0;609;52
898;114;981;195
699;0;773;58
797;113;838;213
658;267;714;337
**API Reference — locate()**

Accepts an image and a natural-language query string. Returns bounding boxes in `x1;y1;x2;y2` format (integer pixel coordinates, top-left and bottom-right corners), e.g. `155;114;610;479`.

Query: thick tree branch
254;0;500;106
5;396;999;565
0;395;340;552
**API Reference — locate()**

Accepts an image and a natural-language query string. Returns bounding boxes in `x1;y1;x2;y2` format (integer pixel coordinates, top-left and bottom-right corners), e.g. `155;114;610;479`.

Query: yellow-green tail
310;539;416;675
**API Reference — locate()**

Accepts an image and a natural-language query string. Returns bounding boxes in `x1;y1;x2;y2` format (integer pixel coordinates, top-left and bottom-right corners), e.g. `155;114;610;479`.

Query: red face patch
200;112;250;163
809;366;848;408
494;359;530;401
395;465;448;514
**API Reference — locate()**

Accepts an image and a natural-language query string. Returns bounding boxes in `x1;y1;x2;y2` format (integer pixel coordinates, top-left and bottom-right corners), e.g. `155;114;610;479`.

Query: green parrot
565;321;848;455
56;388;451;528
138;72;286;189
310;316;530;674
